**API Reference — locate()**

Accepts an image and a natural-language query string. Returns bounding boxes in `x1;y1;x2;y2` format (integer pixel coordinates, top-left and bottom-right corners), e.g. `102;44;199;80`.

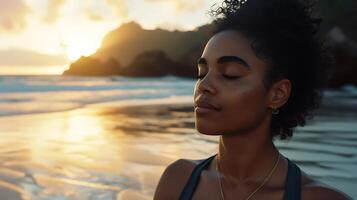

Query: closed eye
223;75;240;80
197;74;240;80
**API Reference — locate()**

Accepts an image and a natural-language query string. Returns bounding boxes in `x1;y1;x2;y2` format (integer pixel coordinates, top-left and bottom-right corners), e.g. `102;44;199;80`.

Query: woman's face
194;30;272;136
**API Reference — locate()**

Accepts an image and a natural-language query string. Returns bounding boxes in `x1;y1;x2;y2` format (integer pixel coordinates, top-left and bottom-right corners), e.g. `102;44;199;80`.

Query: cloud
84;0;107;21
0;0;30;33
83;0;129;22
85;9;104;21
172;0;206;13
43;0;66;24
0;48;69;66
106;0;129;19
145;0;206;13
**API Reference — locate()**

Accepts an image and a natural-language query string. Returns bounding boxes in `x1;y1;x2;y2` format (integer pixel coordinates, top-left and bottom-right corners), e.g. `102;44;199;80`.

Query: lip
194;100;221;114
195;107;217;114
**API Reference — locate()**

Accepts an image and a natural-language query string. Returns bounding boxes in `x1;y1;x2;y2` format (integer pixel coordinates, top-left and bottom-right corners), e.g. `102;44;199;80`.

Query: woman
154;0;351;199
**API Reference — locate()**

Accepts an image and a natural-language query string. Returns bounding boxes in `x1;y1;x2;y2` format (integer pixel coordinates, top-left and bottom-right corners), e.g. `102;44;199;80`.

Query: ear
267;79;291;110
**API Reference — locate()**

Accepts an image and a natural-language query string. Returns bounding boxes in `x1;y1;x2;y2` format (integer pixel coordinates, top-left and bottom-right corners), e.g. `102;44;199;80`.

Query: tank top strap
178;154;217;200
179;155;301;200
283;158;302;200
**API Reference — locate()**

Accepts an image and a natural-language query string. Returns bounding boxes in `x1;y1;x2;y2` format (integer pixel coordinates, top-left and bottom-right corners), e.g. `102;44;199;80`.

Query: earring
272;108;279;115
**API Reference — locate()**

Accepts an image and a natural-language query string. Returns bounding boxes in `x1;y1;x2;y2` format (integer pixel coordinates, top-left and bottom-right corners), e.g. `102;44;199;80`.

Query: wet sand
0;100;356;199
0;102;210;199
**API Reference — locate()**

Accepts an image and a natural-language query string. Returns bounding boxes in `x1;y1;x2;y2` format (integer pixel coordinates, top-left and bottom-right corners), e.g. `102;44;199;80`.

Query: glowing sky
0;0;222;75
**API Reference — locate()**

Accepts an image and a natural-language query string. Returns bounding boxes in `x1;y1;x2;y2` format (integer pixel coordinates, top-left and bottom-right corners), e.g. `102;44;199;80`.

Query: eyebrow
197;56;250;69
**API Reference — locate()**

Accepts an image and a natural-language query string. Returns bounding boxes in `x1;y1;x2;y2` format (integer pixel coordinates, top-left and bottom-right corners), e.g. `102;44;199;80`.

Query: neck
217;115;279;183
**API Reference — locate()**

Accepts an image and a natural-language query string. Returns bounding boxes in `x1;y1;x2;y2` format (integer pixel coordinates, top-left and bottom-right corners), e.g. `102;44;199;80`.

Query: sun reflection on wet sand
66;113;103;140
29;109;128;173
0;108;125;199
0;104;205;199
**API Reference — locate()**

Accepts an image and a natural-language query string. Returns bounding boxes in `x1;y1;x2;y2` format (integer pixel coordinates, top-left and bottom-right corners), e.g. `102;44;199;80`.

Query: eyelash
223;75;240;80
196;74;240;80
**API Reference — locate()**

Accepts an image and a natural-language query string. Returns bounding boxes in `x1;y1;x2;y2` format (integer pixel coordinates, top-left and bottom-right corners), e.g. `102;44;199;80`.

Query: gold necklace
215;153;281;200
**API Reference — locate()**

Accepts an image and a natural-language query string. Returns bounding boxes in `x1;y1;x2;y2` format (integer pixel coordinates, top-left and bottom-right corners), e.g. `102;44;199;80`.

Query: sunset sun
64;34;101;61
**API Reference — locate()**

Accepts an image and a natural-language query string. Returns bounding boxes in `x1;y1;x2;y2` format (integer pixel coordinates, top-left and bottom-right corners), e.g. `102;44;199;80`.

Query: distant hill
93;22;211;66
63;0;357;87
62;56;121;76
63;21;212;78
316;0;357;42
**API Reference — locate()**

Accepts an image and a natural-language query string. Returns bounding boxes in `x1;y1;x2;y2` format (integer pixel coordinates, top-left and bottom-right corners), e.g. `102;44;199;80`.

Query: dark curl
209;0;332;139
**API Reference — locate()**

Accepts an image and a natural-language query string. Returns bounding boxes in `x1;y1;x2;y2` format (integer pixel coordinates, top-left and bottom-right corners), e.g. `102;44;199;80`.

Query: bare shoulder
300;172;352;200
153;158;203;200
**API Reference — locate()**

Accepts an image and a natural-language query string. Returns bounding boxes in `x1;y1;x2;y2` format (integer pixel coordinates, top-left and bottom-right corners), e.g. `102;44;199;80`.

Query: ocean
0;75;356;199
0;75;195;117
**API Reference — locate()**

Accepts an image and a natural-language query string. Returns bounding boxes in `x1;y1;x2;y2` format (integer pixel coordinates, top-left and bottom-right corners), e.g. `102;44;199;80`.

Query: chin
195;122;222;136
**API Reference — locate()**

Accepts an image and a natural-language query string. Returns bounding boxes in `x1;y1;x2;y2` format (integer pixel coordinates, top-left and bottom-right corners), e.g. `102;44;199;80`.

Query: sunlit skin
194;32;276;137
154;30;350;200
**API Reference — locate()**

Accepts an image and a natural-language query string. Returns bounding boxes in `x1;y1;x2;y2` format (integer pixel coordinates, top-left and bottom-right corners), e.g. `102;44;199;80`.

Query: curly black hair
209;0;332;139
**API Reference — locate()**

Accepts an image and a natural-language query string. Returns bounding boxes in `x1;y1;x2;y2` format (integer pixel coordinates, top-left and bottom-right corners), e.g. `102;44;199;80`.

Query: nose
194;72;217;95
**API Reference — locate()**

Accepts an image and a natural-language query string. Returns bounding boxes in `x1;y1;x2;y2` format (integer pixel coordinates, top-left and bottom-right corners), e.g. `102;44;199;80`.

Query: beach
0;76;356;199
0;101;216;200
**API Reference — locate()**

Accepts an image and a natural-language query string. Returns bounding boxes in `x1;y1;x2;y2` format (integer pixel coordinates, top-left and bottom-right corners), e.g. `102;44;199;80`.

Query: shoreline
0;96;194;119
0;99;356;199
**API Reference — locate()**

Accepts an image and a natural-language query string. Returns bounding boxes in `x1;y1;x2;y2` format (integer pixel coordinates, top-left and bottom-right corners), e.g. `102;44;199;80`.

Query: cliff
63;21;208;78
63;0;357;87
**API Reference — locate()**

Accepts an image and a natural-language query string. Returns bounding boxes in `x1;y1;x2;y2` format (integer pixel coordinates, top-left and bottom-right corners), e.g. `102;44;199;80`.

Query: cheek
223;86;268;131
228;90;266;116
231;82;266;110
194;78;269;135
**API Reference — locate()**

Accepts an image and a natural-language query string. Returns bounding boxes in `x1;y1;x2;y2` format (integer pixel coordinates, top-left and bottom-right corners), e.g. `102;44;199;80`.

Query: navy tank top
179;154;301;200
